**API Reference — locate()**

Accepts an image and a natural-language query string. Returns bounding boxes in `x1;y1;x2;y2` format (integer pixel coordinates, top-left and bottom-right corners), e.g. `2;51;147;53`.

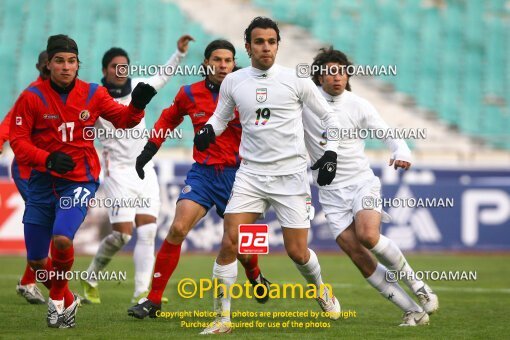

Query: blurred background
0;0;508;255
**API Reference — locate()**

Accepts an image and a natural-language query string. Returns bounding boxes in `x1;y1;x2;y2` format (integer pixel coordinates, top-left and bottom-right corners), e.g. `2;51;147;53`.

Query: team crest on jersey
15;117;22;125
79;110;90;121
182;185;192;194
43;114;59;120
256;88;267;103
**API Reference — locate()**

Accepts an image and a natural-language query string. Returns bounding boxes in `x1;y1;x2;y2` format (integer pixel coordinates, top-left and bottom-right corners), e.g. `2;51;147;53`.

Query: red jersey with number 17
9;78;145;182
150;80;241;167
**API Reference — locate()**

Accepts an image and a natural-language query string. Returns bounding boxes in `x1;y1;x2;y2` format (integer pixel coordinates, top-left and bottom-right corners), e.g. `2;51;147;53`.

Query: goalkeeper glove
131;82;157;110
46;151;76;174
311;150;337;186
136;141;159;179
193;124;216;151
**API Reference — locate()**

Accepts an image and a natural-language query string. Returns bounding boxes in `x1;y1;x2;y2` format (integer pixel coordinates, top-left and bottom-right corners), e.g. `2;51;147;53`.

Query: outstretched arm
144;35;194;91
363;103;412;170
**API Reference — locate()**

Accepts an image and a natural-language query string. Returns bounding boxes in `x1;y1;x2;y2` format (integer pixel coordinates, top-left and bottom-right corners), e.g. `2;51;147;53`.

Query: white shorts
319;176;388;239
224;169;312;229
102;166;161;224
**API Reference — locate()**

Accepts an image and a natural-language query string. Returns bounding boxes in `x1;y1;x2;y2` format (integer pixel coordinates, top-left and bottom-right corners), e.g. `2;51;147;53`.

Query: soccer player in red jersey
0;51;51;305
9;34;157;328
128;40;270;319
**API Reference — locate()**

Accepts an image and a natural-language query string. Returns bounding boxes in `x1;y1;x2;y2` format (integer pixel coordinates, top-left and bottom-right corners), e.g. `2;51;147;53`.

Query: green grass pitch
1;253;508;339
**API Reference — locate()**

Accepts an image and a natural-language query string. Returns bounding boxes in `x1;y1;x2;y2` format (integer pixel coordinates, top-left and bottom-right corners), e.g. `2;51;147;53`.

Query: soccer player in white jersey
194;17;341;334
81;35;194;304
302;47;439;326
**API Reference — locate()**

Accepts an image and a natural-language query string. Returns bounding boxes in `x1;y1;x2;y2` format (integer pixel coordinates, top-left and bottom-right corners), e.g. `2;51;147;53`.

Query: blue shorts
11;159;28;201
23;170;98;260
178;163;237;218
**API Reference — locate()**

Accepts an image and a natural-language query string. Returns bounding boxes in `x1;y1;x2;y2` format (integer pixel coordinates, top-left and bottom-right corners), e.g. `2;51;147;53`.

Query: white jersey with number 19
207;64;340;176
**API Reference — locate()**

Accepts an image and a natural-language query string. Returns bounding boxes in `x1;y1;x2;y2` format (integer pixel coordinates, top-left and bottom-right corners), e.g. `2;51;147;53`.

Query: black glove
46;151;76;174
136;141;159;179
131;82;157;110
311;150;337;186
193;124;216;151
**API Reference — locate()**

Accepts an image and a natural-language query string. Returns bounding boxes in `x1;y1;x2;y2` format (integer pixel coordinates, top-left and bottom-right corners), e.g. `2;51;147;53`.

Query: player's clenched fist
135;141;159;179
46;151;76;174
131;82;157;110
311;150;337;186
389;158;411;171
193;124;216;151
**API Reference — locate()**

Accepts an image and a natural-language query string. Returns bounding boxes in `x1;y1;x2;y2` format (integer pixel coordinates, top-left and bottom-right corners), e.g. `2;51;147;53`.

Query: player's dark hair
204;39;236;60
47;34;78;60
37;50;50;77
201;39;237;78
244;16;281;44
311;46;352;91
102;47;130;69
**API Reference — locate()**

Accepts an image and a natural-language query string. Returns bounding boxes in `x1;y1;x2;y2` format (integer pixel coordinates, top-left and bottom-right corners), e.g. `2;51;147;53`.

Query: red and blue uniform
150;79;241;217
10;78;144;260
0;77;43;200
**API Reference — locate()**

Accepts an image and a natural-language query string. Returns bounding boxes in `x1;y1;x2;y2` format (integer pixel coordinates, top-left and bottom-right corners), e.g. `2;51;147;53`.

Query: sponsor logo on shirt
43;114;59;120
193;112;206;118
182;185;192;194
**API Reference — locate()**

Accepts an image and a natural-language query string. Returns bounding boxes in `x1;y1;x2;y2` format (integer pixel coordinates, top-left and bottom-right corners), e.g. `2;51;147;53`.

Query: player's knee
52;235;72;250
356;222;380;249
221;234;238;254
169;221;190;240
358;231;379;249
287;248;309;265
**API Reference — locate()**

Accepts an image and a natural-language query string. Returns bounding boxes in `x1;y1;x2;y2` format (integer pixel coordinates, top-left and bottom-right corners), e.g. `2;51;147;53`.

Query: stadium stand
1;0;508;160
253;0;510;150
0;0;218;148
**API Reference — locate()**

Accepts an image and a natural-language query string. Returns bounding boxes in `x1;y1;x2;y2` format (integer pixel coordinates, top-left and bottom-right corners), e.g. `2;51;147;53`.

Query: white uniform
207;64;340;228
303;87;411;237
97;50;185;223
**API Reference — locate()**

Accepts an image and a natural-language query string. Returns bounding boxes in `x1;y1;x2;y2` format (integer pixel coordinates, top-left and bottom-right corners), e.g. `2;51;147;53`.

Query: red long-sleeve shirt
10;78;144;182
150;80;241;167
0;77;44;179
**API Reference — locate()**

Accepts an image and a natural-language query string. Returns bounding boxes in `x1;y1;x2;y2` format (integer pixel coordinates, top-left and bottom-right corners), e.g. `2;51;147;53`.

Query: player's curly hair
311;47;352;91
244;16;281;44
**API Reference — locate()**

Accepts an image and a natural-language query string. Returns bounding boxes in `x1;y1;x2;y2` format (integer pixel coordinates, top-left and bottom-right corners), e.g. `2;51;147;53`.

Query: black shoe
127;298;161;319
249;272;272;304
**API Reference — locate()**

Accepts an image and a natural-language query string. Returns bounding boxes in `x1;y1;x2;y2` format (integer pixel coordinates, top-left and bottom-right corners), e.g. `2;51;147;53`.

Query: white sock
294;249;324;289
366;263;422;312
212;261;237;322
370;235;424;293
86;231;131;285
133;223;157;297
